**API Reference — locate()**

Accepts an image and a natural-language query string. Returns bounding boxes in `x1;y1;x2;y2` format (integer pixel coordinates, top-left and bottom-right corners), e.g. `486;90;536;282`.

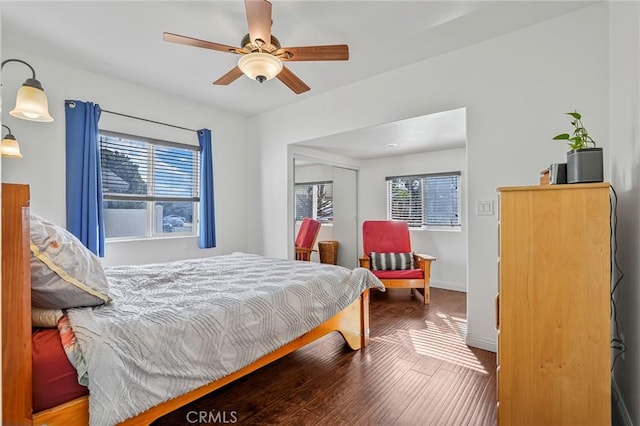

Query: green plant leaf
553;133;570;140
567;111;581;120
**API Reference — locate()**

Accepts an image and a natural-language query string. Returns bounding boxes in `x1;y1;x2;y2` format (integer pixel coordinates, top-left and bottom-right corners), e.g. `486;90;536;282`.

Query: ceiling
1;1;593;118
294;107;467;161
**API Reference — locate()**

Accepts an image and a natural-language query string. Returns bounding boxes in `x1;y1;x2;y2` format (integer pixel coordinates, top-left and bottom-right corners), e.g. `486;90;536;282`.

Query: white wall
295;163;332;183
248;4;609;351
359;147;467;292
609;2;640;424
1;47;248;266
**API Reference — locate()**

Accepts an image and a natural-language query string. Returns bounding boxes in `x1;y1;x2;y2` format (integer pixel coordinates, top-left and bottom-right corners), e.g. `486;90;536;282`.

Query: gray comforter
67;252;384;425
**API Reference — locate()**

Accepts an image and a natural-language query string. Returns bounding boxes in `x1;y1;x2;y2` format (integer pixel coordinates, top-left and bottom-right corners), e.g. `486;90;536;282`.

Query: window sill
106;234;197;243
410;226;462;233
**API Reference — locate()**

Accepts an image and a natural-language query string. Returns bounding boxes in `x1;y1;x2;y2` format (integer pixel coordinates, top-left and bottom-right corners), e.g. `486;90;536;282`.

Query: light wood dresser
496;183;611;425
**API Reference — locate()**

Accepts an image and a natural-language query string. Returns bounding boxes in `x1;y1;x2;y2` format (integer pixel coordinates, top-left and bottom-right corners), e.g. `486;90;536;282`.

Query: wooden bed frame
1;183;371;425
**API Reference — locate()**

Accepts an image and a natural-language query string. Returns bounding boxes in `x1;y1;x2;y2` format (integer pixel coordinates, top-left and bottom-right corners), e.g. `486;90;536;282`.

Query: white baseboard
431;280;466;293
612;378;633;426
465;333;497;353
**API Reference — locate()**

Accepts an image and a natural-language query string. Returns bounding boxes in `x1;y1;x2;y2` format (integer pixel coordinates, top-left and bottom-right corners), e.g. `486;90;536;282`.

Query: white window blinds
99;130;200;202
386;172;461;228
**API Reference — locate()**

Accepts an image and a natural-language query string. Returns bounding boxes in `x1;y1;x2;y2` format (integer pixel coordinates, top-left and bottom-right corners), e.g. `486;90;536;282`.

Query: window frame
386;171;462;231
294;180;334;224
99;129;201;240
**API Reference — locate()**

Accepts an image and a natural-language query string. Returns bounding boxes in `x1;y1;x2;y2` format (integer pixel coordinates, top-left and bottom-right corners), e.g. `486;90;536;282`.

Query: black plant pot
566;147;603;183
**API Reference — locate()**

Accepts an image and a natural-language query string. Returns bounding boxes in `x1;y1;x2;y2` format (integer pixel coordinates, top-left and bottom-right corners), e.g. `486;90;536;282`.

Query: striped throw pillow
370;252;414;270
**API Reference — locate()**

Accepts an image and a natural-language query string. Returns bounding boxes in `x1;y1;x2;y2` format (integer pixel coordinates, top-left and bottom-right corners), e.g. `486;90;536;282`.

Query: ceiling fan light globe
238;52;282;82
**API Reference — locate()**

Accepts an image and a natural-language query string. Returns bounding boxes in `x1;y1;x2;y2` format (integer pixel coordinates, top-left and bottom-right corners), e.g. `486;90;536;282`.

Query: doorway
288;108;468;294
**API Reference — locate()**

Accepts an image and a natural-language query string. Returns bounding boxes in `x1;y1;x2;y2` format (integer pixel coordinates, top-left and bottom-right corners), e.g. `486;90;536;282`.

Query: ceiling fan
163;0;349;94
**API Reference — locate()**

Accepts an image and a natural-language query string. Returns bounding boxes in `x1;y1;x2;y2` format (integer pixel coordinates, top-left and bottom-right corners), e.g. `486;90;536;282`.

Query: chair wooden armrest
414;253;436;267
295;247;315;255
414;253;436;261
414;253;435;271
414;253;434;271
358;255;370;269
295;247;317;261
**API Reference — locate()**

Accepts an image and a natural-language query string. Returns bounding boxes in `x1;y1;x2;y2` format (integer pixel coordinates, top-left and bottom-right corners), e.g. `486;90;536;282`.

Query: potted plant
552;110;603;183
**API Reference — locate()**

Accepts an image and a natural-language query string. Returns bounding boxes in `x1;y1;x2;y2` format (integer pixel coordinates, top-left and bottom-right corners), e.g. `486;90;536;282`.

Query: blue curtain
198;129;216;248
65;100;105;256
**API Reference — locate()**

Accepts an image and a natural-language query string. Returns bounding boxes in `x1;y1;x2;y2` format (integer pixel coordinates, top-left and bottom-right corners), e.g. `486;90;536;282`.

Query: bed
1;183;384;425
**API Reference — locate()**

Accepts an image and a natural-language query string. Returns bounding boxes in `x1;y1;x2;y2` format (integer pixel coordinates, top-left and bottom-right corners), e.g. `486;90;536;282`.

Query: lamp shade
9;79;54;122
238;53;283;83
1;134;23;159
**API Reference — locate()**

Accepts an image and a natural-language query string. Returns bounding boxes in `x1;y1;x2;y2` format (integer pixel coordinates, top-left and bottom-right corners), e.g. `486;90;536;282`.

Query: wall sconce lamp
1;58;54;122
1;124;23;159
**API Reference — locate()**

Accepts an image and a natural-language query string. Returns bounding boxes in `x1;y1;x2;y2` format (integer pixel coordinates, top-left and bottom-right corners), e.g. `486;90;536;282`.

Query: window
99;130;200;239
295;181;333;223
386;172;461;229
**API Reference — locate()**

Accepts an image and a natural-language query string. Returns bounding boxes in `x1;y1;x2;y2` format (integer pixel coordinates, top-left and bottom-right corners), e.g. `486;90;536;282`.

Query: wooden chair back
295;218;321;261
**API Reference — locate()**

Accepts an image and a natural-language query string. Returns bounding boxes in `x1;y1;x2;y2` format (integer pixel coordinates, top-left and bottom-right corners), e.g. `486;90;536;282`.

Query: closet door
332;167;358;268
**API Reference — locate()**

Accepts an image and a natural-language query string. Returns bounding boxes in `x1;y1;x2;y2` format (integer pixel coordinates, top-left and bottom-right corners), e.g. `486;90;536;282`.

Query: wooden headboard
2;183;32;423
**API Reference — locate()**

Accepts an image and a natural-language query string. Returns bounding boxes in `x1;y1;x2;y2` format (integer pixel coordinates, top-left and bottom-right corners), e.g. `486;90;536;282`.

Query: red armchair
295;218;321;261
359;220;436;304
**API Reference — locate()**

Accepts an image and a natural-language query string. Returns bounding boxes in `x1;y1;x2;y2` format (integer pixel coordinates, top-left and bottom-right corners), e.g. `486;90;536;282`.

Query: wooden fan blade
276;66;310;94
163;32;240;54
245;0;272;48
213;66;244;85
278;45;349;61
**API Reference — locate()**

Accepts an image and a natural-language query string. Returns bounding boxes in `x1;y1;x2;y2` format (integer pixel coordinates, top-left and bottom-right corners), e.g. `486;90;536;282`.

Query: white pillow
30;214;111;309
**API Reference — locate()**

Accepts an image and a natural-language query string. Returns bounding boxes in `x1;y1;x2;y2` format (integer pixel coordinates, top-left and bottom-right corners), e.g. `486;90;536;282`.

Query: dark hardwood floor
154;288;497;425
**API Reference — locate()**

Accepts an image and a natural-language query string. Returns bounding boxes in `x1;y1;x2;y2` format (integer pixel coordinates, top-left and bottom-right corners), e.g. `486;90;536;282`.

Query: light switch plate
476;200;494;216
